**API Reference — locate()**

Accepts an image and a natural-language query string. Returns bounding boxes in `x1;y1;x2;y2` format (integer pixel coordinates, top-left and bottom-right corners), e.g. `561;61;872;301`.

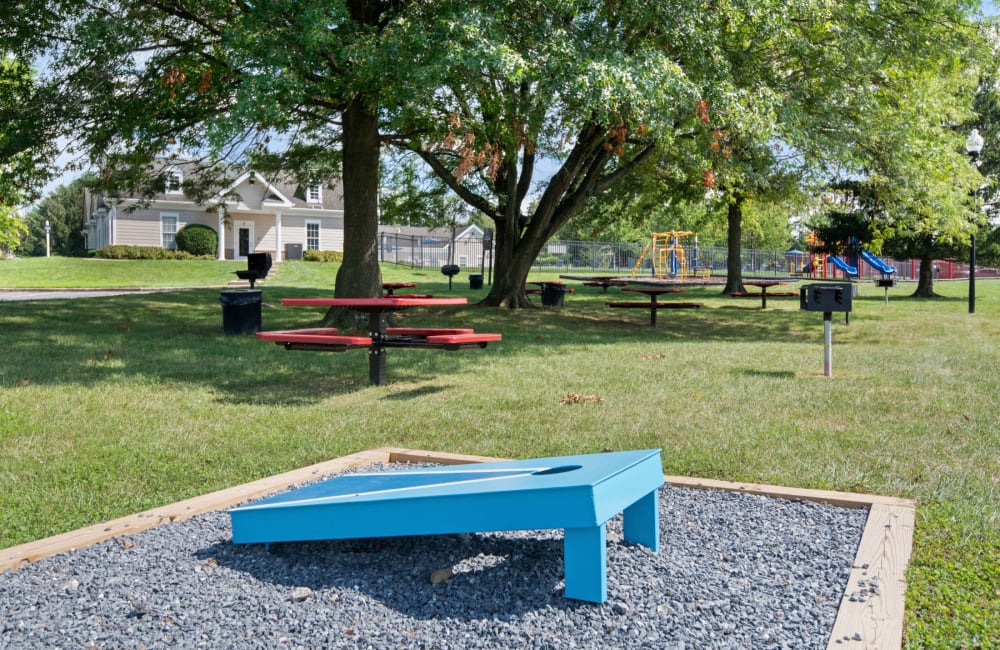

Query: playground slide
860;250;896;275
826;255;858;277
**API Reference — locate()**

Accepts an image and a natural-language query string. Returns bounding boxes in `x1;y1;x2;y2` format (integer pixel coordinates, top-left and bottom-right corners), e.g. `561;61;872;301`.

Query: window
306;184;322;203
164;168;182;194
306;221;320;250
161;214;178;249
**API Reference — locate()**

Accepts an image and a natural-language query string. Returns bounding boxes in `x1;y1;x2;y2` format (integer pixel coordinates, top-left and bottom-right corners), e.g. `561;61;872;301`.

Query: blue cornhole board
229;449;663;603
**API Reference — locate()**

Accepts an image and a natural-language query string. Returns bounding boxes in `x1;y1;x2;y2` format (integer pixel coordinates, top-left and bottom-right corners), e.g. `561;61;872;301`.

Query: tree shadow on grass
0;286;824;400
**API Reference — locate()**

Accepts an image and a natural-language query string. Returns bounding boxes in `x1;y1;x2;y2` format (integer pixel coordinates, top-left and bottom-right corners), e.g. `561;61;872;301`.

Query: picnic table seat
258;326;500;353
256;327;372;350
582;280;627;290
728;291;798;298
385;327;474;336
425;332;502;349
526;287;575;294
385;327;500;349
606;301;703;309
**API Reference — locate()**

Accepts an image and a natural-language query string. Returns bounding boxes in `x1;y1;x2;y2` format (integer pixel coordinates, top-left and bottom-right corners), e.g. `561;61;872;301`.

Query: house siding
114;208;216;247
281;216;345;252
115;211;161;247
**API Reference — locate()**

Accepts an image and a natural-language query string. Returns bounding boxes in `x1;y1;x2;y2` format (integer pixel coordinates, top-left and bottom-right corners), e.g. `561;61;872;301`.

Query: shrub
175;224;218;256
303;249;343;263
94;245;208;260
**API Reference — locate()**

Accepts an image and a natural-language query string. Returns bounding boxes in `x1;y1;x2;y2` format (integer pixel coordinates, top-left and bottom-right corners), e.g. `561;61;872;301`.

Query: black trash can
541;283;566;307
469;274;484;290
220;289;262;335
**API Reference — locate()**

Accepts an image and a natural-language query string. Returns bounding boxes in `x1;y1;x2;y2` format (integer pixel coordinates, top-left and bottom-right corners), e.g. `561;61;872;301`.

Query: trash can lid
220;289;263;306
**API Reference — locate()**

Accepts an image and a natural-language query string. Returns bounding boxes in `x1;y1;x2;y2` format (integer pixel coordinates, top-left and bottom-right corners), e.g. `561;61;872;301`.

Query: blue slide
826;255;858;277
860;250;896;275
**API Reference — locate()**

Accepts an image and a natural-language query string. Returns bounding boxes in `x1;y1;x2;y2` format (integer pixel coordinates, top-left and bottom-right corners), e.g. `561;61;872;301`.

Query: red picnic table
257;297;500;385
607;287;703;326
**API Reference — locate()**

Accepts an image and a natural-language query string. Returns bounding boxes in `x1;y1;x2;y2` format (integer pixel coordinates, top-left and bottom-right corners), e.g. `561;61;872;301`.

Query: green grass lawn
0;257;997;648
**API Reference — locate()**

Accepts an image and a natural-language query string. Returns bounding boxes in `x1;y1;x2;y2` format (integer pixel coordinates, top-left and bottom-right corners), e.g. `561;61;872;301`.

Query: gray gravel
1;465;867;649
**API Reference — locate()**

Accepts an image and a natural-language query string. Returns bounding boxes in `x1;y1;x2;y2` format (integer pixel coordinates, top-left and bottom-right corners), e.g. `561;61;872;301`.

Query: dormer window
165;168;183;194
306;183;322;204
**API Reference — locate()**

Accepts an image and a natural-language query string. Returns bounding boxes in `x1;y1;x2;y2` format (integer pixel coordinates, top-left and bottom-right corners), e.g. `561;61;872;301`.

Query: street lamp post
965;129;984;314
44;220;51;258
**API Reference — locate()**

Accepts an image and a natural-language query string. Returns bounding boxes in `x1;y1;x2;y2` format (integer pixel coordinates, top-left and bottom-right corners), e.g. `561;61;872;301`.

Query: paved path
0;289;176;301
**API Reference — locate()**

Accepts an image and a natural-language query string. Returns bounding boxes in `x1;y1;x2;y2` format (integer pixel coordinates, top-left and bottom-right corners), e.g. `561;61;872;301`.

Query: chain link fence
378;232;993;281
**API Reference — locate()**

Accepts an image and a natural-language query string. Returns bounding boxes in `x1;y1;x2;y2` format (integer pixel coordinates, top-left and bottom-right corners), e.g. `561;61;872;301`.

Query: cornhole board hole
229;449;663;603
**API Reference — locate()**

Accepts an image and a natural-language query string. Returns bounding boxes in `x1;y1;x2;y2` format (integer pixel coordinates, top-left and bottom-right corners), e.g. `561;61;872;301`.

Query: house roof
105;160;345;213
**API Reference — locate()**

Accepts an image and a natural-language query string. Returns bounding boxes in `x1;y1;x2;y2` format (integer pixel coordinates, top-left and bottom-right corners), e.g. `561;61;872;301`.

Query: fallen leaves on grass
560;393;604;405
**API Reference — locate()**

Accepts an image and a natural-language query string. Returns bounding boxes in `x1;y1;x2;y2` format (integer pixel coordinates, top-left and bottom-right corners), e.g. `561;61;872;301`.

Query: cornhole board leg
564;524;607;602
564;487;659;603
623;489;660;551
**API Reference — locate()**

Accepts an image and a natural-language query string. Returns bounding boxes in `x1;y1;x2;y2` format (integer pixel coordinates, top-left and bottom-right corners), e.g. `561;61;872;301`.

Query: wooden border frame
2;448;914;649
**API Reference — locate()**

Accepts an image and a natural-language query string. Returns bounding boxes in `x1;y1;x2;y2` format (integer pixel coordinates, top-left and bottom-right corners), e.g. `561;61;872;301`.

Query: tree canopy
1;0;987;304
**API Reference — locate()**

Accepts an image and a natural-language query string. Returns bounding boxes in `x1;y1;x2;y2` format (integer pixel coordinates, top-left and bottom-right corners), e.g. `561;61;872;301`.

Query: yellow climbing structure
631;231;698;278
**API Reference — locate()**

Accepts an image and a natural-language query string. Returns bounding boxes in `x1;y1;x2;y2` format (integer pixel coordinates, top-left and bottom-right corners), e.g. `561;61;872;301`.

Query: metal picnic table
258;297;500;385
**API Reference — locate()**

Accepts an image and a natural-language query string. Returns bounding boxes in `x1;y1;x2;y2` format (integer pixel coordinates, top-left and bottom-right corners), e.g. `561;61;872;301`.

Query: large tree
402;2;720;306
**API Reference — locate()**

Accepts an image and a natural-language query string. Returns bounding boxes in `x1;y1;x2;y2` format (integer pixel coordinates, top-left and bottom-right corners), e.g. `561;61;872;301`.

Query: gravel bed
1;465;868;649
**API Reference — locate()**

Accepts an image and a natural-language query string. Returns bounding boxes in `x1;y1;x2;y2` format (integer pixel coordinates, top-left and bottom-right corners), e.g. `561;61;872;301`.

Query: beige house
84;166;345;261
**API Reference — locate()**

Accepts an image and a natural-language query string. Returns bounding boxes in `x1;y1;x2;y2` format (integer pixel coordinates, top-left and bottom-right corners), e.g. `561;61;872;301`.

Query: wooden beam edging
0;448;392;572
663;474;915;650
2;448;915;650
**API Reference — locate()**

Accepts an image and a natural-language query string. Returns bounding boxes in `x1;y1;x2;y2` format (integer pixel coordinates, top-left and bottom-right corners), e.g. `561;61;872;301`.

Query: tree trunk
723;199;745;294
481;214;536;308
324;98;383;329
911;254;939;297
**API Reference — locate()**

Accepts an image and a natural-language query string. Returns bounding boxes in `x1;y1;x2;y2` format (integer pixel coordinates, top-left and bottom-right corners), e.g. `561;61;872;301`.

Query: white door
235;221;254;261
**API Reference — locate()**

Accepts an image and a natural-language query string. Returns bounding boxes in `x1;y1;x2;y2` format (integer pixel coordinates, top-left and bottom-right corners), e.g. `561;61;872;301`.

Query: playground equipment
861;250;896;275
803;232;826;276
826;255;858;277
631;231;700;278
